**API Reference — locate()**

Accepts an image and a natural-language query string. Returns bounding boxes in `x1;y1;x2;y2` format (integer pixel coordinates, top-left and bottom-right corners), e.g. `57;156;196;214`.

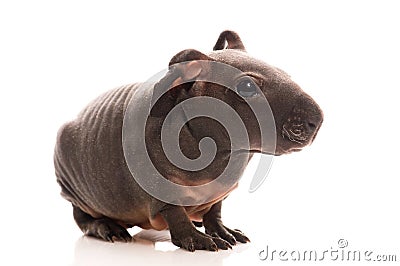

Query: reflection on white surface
72;230;250;266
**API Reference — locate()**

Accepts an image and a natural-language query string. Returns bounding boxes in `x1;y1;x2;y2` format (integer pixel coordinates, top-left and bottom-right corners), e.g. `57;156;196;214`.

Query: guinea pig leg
158;204;232;252
72;205;132;243
202;201;250;244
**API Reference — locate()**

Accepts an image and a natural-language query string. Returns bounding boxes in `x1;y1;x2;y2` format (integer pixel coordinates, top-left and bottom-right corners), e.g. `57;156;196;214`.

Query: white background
1;0;399;265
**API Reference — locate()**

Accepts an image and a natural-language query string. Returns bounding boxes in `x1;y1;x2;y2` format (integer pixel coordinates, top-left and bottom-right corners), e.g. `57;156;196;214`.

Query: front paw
204;221;250;245
171;228;232;252
223;226;250;244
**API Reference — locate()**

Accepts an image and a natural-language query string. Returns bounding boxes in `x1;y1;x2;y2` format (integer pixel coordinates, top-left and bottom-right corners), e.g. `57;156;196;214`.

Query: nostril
308;122;316;130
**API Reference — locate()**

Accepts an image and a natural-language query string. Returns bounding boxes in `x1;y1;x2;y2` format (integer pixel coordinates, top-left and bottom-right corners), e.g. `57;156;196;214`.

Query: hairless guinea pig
54;30;323;252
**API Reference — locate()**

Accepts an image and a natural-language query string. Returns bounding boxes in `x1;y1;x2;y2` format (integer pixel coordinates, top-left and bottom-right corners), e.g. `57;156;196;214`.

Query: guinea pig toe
224;226;250;243
180;235;217;252
211;237;232;250
206;229;236;245
90;219;132;243
172;230;230;251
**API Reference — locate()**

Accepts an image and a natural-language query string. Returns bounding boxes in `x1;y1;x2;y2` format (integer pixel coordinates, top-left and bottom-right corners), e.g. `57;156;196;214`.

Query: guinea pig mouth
231;149;275;156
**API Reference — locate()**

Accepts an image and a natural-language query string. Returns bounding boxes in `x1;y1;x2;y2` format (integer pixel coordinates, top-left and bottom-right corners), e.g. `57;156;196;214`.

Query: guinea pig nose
306;112;323;138
307;118;320;131
304;101;324;132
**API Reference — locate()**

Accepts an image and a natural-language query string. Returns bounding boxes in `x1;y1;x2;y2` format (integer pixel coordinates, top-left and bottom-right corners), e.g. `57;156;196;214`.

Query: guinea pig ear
150;49;213;117
213;30;246;51
167;49;214;88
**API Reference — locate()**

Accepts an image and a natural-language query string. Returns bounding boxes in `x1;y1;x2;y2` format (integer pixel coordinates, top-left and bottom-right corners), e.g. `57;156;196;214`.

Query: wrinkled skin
54;31;323;251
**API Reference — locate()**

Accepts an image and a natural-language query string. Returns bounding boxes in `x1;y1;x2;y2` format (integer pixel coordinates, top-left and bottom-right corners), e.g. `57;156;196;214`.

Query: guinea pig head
208;31;324;155
147;30;324;186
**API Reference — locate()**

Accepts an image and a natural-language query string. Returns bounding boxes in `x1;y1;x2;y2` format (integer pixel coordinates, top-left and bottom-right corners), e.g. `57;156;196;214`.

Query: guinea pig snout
282;102;323;146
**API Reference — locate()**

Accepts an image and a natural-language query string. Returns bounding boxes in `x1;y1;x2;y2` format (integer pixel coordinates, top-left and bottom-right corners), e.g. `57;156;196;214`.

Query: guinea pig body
54;31;323;251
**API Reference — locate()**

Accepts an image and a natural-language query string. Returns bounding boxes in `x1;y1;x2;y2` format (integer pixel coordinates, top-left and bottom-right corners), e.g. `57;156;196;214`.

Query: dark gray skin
54;31;323;252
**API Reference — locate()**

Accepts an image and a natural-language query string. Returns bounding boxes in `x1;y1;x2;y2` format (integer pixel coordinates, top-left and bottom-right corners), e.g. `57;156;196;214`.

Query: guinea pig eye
235;77;258;97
